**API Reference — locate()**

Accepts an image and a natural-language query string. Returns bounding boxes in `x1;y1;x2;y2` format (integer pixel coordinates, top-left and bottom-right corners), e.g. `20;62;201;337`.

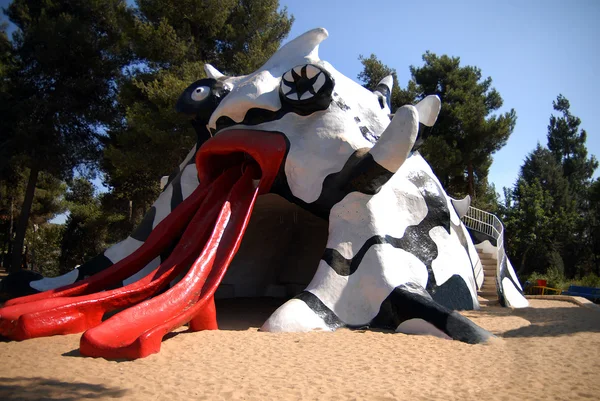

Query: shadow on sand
215;297;285;331
0;377;128;400
57;297;285;360
473;304;600;338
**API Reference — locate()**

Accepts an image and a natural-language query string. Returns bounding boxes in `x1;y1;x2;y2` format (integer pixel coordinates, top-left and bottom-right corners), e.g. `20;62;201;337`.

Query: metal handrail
461;206;505;296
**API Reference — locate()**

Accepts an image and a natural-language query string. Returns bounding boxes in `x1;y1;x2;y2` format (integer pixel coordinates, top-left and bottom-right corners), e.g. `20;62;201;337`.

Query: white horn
451;195;471;218
368;105;419;173
415;95;441;127
204;64;224;80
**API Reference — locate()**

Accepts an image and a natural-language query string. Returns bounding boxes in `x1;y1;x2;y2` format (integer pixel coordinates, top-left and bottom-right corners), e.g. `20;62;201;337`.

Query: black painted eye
279;64;334;113
191;86;210;102
176;78;231;123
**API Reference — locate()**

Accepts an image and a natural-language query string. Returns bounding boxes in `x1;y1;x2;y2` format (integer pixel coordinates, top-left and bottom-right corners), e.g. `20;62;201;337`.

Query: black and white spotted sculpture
1;28;529;353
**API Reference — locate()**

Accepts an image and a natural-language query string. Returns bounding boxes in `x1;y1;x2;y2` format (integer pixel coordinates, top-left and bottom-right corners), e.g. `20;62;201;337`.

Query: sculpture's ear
450;195;471;219
373;75;393;110
204;64;224;80
415;95;441;127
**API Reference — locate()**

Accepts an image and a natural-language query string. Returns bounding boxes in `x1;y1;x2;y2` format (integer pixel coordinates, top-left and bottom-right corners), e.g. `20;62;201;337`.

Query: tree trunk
6;197;14;268
467;161;475;198
518;245;531;277
10;164;40;273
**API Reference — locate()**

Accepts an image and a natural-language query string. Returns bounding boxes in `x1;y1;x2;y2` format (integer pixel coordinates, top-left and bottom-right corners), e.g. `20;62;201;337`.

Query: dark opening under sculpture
0;28;528;360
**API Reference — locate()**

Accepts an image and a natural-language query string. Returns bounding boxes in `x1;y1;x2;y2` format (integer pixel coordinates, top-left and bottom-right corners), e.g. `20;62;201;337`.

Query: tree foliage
101;0;294;224
1;0;294;274
2;0;133;271
133;0;293;74
503;96;598;279
410;52;516;198
501;144;577;277
25;223;62;277
547;94;598;206
58;178;125;273
358;52;516;203
1;168;66;268
357;54;417;110
101;63;206;219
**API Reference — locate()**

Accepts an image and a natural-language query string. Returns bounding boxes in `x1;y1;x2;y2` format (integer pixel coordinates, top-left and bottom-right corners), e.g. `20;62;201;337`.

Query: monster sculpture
0;28;527;359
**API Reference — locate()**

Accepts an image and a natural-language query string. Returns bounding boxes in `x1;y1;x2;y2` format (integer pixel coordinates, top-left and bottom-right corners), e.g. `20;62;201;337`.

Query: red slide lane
79;165;260;359
6;178;212;307
0;169;241;340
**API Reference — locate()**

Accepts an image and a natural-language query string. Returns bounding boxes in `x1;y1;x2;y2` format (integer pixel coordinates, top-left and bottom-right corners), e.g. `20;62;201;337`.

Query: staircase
461;207;505;306
476;248;499;305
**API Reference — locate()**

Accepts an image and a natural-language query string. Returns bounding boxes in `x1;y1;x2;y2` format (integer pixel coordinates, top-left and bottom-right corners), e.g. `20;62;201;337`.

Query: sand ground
0;298;599;401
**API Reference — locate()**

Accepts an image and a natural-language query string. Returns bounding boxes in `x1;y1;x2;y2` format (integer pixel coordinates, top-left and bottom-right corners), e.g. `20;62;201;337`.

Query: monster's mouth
0;129;327;359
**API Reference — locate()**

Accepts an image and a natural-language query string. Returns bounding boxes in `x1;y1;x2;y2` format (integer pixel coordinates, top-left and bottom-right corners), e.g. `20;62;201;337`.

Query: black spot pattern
130;207;156;242
359;126;379;143
431;274;474;310
321;172;450;295
170;174;183;212
164;167;180;193
452;220;477;287
374;82;391;110
295;291;345;329
76;254;114;280
271;142;395;220
334;98;350;111
371;285;490;343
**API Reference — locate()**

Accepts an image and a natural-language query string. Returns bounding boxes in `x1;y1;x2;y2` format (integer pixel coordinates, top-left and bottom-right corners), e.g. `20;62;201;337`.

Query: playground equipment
0;28;528;359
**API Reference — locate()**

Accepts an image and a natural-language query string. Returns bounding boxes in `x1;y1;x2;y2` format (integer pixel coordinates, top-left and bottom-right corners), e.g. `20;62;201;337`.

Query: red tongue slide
5;172;214;307
80;165;260;359
0;130;287;360
0;168;240;340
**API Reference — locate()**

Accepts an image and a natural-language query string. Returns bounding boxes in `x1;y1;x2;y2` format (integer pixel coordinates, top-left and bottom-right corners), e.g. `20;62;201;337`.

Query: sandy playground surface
0;298;599;401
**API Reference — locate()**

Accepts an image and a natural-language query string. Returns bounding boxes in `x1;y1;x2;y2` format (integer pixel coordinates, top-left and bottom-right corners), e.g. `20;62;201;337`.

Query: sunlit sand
0;299;598;400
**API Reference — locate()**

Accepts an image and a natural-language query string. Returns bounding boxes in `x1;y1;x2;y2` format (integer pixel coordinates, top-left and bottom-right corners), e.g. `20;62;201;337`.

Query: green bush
575;274;600;288
527;271;600;291
527;268;569;290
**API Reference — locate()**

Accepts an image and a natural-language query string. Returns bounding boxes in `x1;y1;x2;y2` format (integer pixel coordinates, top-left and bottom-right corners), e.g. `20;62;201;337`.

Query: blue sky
2;0;598;197
279;0;600;194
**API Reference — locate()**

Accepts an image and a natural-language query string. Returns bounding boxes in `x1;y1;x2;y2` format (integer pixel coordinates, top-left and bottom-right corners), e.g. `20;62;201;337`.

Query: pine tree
3;0;133;271
357;52;515;202
410;52;516;198
102;1;294;223
503;95;597;279
547;94;598;207
357;54;417;110
502;145;577;277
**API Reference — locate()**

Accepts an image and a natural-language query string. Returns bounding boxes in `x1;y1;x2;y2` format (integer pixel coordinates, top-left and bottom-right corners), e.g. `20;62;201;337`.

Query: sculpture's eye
279;64;334;113
191;86;210;102
176;78;221;117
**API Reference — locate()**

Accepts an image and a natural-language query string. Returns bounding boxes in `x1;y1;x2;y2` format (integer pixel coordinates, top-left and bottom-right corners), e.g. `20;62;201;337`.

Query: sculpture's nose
208;71;282;131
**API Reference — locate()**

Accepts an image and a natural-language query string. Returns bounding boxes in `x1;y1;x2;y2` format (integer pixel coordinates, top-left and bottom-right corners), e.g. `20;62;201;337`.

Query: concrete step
478;290;498;298
478;298;500;306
